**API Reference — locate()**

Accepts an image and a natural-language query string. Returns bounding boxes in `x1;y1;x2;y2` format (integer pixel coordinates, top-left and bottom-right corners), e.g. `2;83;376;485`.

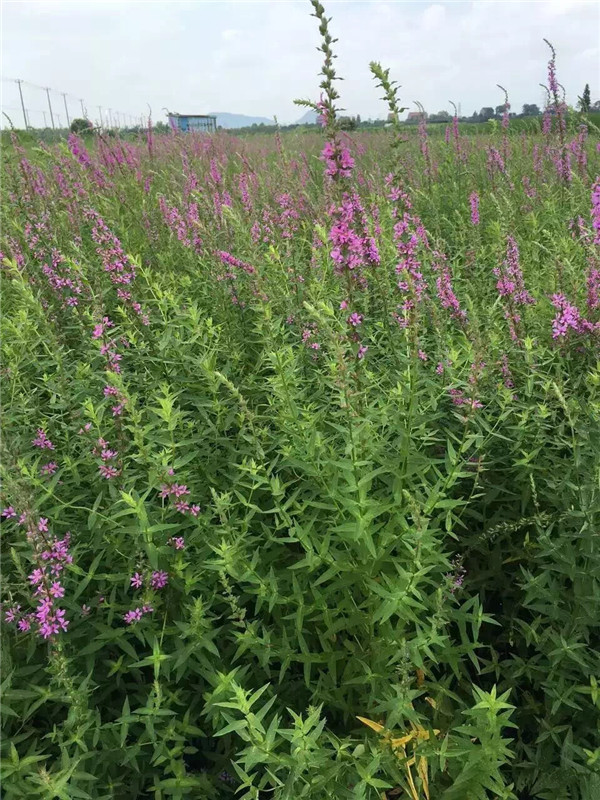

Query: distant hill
295;109;318;125
209;112;274;129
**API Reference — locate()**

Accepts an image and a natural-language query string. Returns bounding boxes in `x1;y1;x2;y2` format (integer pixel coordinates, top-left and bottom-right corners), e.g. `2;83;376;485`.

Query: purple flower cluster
432;252;466;323
469;192;480;226
123;570;170;624
328;192;379;286
591;178;600;246
493;236;535;340
159;196;203;253
68;133;93;168
449;389;483;410
32;429;54;450
320;138;355;180
86;209;136;285
494;236;535;305
217;250;257;276
445;557;467;593
392;207;429;327
158;479;200;522
550;294;599;338
129;569;168;592
103;385;127;417
3;517;72;639
40;248;86;309
92;437;121;480
486;147;511;185
40;462;58;477
301;324;321;354
123;605;154;625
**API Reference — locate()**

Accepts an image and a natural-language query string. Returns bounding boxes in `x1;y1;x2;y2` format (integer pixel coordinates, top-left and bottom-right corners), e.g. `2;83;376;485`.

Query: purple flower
217;250;256;275
469;192;480;226
320;138;355;180
591;178;600;246
123;608;143;625
49;582;65;599
434;253;466;322
32;429;54;450
130;572;143;589
550;293;584;338
41;462;58;476
28;568;44;585
170;537;185;550
150;571;168;590
347;312;363;327
98;464;119;479
2;507;16;519
5;605;20;623
100;448;118;461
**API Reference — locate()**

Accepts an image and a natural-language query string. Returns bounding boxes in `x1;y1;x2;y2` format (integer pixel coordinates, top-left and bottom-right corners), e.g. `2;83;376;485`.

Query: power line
2;76;149;130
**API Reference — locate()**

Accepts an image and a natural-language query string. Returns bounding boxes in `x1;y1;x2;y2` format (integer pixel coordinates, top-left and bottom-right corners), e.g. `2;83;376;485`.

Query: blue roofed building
167;112;217;133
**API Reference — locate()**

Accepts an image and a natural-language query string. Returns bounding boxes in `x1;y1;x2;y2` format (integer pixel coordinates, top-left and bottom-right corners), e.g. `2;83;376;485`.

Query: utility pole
57;114;62;129
44;87;56;129
107;108;113;128
97;106;103;128
79;98;85;118
61;93;70;127
15;79;28;128
43;111;47;128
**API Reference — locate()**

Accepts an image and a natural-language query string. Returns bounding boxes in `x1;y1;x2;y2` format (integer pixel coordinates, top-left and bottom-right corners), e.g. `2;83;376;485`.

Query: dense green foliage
2;8;600;799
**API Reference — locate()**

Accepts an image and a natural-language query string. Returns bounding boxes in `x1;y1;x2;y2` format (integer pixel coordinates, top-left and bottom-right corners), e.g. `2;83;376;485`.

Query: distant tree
522;104;541;116
428;110;451;123
592;100;600;112
480;107;494;121
338;116;357;131
154;121;169;133
579;83;591;112
70;118;93;135
495;103;509;116
356;113;361;124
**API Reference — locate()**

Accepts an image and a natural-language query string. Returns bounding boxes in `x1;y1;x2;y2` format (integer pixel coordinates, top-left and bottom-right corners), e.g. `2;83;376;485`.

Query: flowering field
2;5;600;799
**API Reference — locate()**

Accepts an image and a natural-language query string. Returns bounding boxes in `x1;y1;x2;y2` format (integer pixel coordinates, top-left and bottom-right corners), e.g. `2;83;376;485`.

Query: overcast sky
2;0;598;129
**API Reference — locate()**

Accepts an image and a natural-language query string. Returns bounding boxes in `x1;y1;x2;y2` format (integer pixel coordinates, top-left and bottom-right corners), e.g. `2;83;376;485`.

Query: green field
2;8;600;800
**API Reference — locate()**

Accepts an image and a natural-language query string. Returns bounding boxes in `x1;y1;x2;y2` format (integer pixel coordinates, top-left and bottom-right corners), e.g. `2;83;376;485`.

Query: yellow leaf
425;696;437;709
405;762;420;800
410;726;440;741
418;756;430;800
357;716;385;734
391;733;415;748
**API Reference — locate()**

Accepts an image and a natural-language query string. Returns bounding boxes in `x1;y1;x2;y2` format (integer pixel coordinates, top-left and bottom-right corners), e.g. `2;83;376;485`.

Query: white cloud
1;0;598;128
